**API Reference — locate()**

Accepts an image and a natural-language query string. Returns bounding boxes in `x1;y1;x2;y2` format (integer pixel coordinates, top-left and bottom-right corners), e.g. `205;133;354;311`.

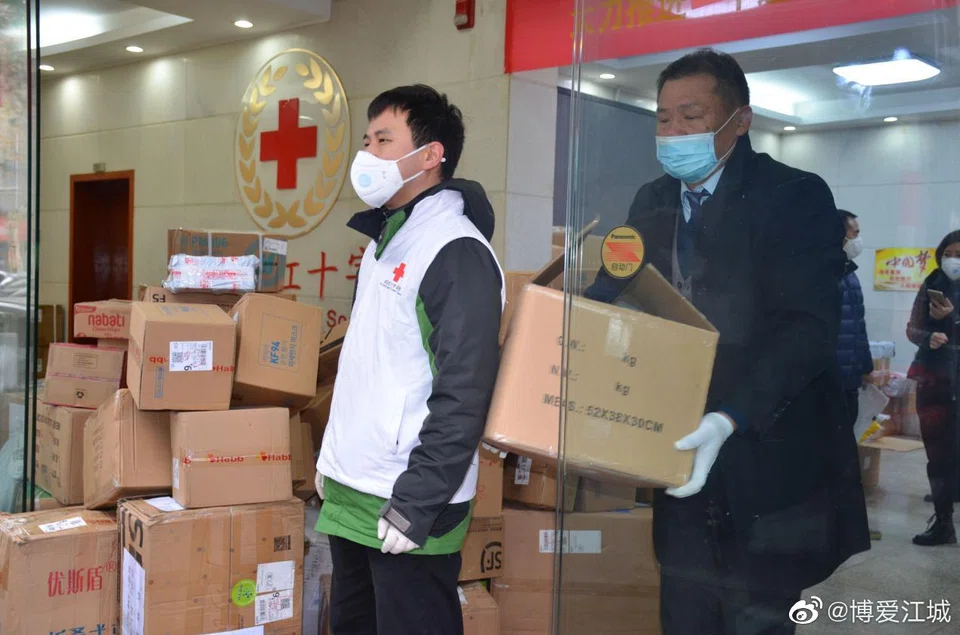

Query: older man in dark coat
585;49;870;635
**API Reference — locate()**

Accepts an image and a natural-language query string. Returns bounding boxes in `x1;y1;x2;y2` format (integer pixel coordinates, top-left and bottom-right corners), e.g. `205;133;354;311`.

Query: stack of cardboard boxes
5;229;718;635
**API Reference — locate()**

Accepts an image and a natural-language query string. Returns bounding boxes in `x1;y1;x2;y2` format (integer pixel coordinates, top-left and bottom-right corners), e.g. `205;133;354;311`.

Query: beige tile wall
39;0;516;322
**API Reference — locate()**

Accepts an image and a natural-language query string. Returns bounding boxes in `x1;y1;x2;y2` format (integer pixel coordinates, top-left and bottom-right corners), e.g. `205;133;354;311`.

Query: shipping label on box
230;294;324;409
35;402;90;505
73;300;132;340
168;229;287;293
0;509;119;635
459;516;504;582
484;260;718;488
127;302;236;411
84;389;172;510
119;498;304;634
171;408;292;508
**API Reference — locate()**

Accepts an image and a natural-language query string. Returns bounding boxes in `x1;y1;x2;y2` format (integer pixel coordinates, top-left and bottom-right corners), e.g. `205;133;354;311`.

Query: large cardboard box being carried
168;228;288;293
459;516;504;582
35;403;91;505
119;497;304;634
73;299;132;340
461;582;500;635
230;293;325;410
171;407;292;508
84;389;172;509
484;253;718;488
493;506;660;635
127;302;236;410
43;344;125;409
0;509;118;635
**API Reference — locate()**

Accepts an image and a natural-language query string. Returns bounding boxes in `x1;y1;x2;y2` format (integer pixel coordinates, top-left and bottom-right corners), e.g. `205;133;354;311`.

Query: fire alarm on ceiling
455;0;475;30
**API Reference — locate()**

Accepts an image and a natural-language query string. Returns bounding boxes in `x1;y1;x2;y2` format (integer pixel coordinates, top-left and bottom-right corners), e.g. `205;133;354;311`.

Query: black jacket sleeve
722;174;844;435
379;237;503;546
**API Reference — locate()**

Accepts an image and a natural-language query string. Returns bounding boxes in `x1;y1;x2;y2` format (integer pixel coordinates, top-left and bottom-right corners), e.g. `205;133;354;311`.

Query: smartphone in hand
928;289;948;305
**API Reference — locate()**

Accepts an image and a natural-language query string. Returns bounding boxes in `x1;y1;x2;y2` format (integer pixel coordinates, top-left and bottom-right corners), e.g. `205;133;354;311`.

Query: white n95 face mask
942;257;960;281
350;145;427;209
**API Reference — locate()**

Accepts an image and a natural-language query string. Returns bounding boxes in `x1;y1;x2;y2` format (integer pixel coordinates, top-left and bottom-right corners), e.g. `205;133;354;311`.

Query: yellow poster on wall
874;247;936;292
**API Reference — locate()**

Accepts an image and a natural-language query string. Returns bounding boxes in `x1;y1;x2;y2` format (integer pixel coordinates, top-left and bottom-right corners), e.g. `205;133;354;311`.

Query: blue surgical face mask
656;107;741;183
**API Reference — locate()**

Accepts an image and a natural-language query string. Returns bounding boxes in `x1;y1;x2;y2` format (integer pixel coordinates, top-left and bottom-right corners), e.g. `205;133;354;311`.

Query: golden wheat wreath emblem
235;49;350;238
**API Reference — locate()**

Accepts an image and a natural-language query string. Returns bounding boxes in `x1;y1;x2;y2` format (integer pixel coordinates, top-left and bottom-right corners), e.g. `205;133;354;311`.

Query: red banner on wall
505;0;959;73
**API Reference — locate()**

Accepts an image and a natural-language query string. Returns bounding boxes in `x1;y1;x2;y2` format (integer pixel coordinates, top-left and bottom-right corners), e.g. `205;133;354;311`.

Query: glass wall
0;0;41;514
556;0;960;633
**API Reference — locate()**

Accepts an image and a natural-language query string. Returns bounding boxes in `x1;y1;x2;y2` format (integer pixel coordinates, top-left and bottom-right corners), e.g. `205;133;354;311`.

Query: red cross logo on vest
260;99;317;190
393;263;407;283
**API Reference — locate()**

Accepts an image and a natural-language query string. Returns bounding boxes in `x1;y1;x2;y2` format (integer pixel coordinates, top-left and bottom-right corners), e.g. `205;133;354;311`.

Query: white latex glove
666;412;735;498
378;517;420;555
315;473;325;500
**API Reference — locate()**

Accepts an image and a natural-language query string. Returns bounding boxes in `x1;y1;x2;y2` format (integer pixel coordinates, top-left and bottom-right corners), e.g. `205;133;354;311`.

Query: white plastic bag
163;255;259;294
854;384;890;445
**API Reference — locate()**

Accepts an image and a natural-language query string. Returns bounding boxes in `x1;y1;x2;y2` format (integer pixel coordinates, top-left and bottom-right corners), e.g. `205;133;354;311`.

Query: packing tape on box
180;451;293;467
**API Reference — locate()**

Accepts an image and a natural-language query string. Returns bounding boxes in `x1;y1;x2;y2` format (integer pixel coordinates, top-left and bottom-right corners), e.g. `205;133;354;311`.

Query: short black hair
839;210;858;227
657;49;750;113
368;85;464;181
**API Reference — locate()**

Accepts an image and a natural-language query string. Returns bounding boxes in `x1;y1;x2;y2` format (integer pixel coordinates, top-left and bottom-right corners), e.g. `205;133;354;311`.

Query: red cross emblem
393;263;407;283
260;98;318;190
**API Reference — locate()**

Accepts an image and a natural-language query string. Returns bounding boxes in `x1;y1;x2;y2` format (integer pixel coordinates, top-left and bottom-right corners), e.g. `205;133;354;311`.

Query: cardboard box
119;498;304;634
171;407;292;508
493;506;660;635
138;284;244;312
500;272;536;345
301;384;335;453
230;293;324;409
43;344;124;409
484;255;718;488
35;403;91;505
858;445;881;489
503;455;578;512
96;339;127;349
38;304;67;348
475;446;505;518
290;413;318;499
168;228;288;293
0;508;118;635
316;320;349;386
83;389;172;509
574;479;637;513
127;302;236;410
73;300;132;340
461;582;500;635
459;516;504;582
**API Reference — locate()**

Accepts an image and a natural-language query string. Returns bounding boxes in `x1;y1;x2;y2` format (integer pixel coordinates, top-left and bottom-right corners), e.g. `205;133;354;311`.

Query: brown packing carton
171;407;293;508
0;508;118;635
301;383;335;453
127;302;236;410
43;344;125;409
96;339;127;349
460;582;500;635
168;228;288;293
83;389;172;509
499;272;536;345
316;320;349;386
38;304;67;348
493;506;660;635
230;293;324;410
503;455;578;512
119;498;304;634
574;479;637;513
138;284;245;312
294;419;318;501
474;446;504;518
484;251;718;488
73;299;132;340
459;516;504;582
35;403;91;505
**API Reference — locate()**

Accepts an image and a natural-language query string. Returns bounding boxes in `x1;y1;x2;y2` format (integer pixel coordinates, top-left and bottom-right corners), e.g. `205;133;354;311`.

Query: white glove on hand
378;517;420;555
666;412;735;499
315;473;325;500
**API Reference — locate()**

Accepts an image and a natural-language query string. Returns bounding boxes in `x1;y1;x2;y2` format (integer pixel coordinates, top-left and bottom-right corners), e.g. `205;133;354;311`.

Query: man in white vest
315;84;504;635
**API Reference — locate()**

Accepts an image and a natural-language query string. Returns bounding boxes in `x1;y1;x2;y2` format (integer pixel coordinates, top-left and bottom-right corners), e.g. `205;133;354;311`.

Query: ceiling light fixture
39;64;55;72
126;45;144;53
783;126;796;131
599;73;615;80
833;57;940;87
234;20;253;29
884;116;899;123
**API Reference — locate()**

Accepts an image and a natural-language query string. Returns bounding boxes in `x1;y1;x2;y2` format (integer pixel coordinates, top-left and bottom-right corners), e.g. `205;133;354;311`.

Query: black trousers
916;373;959;516
656;491;803;635
327;535;463;635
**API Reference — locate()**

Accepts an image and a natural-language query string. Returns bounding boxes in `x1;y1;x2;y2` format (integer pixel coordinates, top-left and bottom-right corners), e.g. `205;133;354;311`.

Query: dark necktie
678;189;710;279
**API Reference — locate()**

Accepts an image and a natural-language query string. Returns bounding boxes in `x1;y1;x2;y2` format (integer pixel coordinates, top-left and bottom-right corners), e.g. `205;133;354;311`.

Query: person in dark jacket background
836;210;874;426
906;230;960;546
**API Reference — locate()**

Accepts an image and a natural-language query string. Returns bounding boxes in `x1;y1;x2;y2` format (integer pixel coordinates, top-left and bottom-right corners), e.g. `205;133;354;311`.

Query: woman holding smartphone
906;230;960;546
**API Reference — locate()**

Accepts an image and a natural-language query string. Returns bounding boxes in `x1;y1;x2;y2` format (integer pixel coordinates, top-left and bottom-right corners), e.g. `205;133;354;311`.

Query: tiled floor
797;446;959;635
